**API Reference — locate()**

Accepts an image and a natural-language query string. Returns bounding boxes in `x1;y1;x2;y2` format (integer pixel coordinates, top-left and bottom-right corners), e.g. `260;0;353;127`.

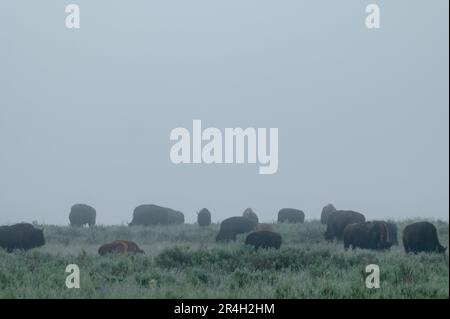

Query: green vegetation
0;220;448;298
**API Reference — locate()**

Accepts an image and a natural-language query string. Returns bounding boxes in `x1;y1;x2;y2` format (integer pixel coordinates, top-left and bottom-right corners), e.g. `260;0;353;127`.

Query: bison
403;221;446;254
277;208;305;223
216;216;256;241
130;204;185;226
242;208;259;225
0;223;45;252
324;210;366;241
245;231;282;250
98;240;144;256
343;221;393;250
321;204;336;224
69;204;96;227
197;208;211;226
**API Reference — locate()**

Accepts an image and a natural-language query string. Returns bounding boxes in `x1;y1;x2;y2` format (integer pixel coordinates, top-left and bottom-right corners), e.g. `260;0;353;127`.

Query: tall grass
0;220;448;298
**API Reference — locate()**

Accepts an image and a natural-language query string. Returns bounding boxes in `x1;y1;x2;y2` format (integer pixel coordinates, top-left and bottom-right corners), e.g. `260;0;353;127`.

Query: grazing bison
216;216;256;241
256;223;274;231
245;231;282;250
69;204;96;227
277;208;305;223
242;208;259;225
98;240;144;255
321;204;336;224
324;210;366;240
343;221;392;250
403;221;446;254
0;223;45;252
130;204;185;226
197;208;211;226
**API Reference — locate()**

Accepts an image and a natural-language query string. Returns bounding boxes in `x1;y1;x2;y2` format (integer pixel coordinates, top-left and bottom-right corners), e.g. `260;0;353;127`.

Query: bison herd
0;203;447;256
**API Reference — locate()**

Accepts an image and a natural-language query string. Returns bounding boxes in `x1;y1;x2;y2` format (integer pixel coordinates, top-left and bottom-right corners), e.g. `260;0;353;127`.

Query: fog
0;1;448;225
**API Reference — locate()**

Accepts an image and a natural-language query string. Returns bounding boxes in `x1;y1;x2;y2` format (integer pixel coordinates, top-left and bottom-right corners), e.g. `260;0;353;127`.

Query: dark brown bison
197;208;211;226
403;221;446;254
245;231;282;249
98;240;144;256
255;223;274;231
0;223;45;252
321;204;336;224
242;208;259;225
343;221;392;250
277;208;305;223
69;204;96;227
216;216;257;241
324;210;366;240
129;204;184;226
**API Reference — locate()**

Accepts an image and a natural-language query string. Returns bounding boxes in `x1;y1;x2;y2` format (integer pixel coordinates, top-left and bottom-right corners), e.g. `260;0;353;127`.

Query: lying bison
130;204;185;226
197;208;211;226
98;240;144;256
243;208;259;225
324;210;366;241
344;221;393;250
245;231;282;250
69;204;96;227
403;221;446;254
216;216;256;241
321;204;336;224
0;223;45;252
277;208;305;223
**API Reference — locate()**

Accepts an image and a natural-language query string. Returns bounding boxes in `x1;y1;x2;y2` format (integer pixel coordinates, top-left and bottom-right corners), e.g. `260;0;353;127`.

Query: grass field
0;220;448;298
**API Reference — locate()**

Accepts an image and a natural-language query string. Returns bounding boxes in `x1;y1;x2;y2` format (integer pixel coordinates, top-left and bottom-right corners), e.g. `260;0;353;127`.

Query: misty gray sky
0;1;448;225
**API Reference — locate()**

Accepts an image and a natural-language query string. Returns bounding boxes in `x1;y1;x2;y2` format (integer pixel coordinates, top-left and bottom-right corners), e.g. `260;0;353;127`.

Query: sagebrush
0;220;448;298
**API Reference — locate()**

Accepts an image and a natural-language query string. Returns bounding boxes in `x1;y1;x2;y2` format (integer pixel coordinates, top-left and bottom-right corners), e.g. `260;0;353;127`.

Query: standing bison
321;204;336;224
130;204;185;226
324;210;366;240
0;223;45;252
216;216;256;241
242;208;259;225
69;204;96;227
98;240;144;256
277;208;305;223
343;221;392;250
403;221;446;254
245;231;282;250
197;208;211;226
